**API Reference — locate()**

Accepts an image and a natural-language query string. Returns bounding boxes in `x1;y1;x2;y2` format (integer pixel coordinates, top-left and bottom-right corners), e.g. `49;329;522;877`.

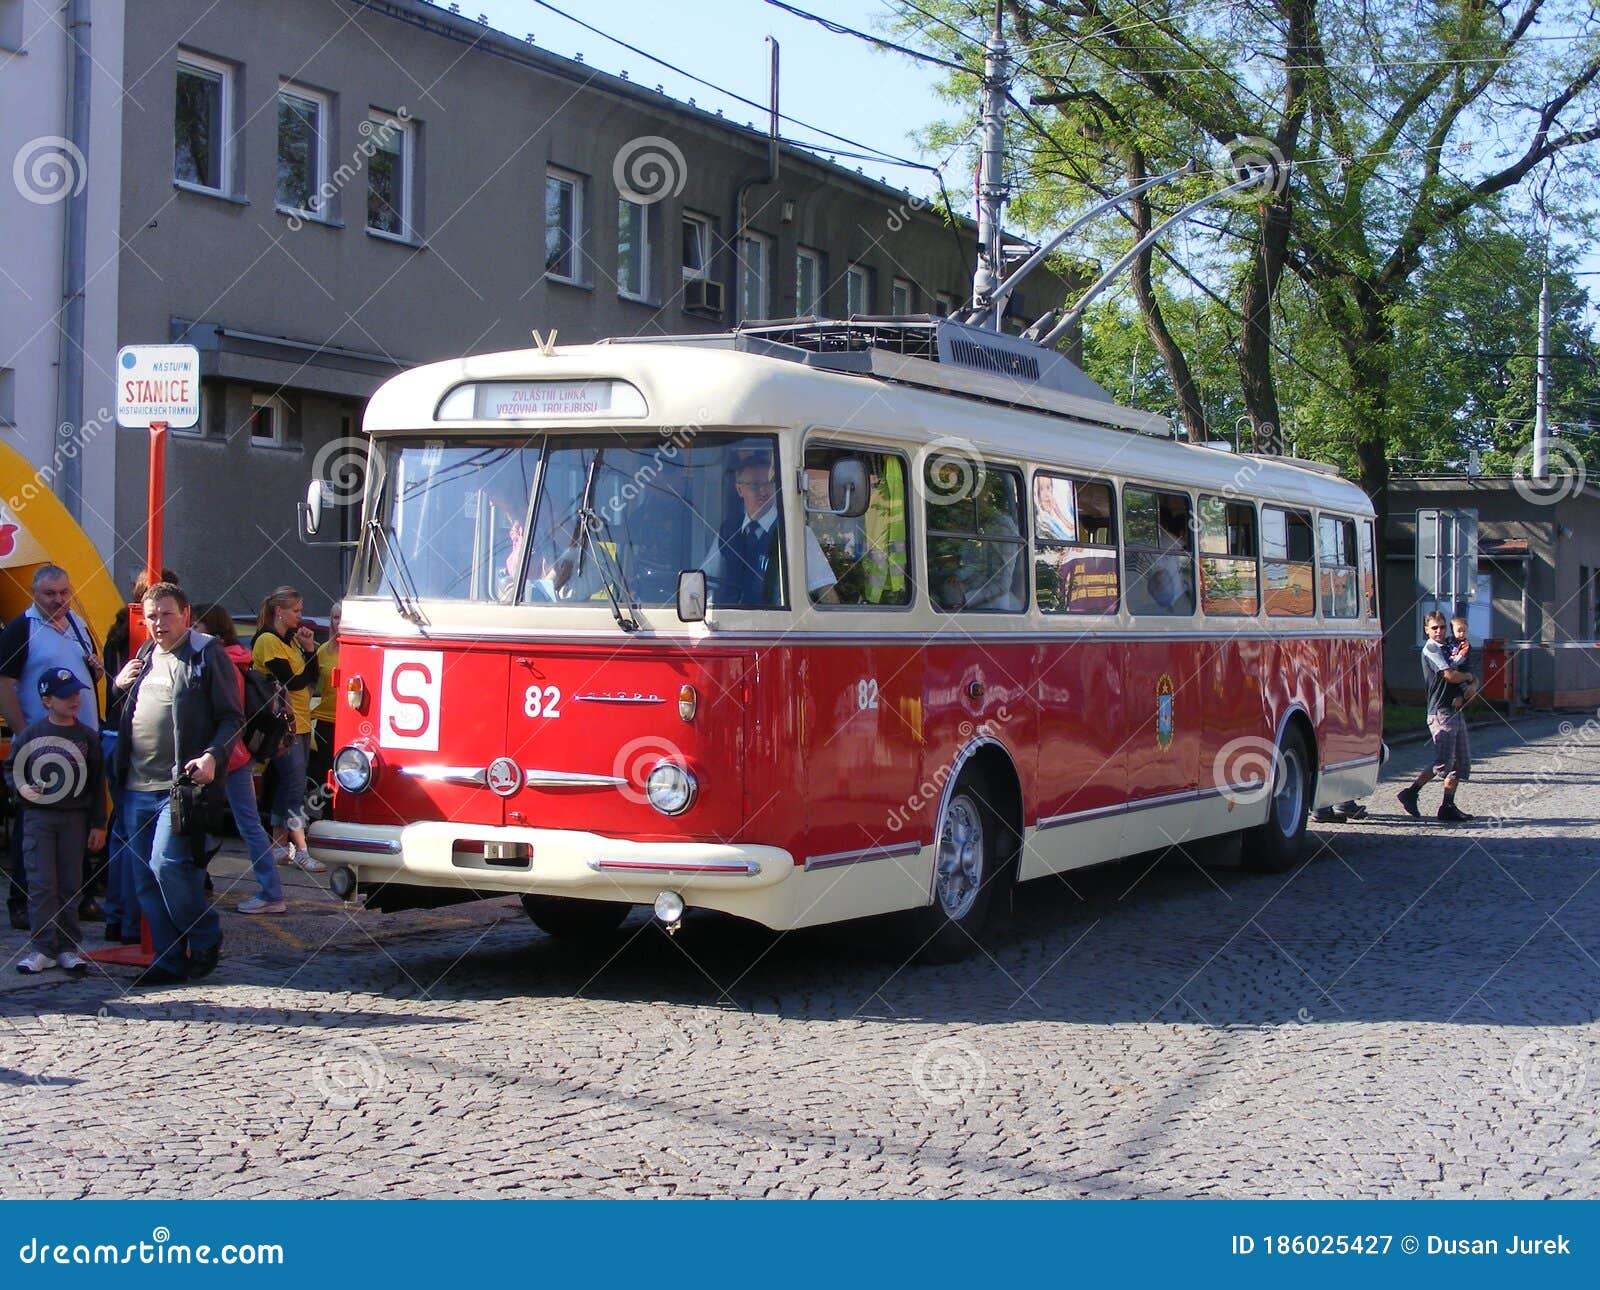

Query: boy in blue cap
10;668;107;974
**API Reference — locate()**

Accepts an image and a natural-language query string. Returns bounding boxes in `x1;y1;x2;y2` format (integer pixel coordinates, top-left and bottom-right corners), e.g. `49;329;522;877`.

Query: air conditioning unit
683;277;725;316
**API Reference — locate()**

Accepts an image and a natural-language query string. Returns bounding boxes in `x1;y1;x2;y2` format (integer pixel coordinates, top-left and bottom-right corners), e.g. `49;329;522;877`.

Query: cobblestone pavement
0;713;1594;1199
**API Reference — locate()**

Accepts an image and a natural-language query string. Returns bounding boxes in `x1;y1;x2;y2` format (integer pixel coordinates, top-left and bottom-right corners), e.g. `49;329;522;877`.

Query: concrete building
1385;475;1600;707
9;0;1068;621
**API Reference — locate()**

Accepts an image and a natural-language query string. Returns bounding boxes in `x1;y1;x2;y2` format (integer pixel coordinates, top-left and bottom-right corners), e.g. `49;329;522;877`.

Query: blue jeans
106;785;154;935
225;765;281;902
267;733;310;830
126;788;220;977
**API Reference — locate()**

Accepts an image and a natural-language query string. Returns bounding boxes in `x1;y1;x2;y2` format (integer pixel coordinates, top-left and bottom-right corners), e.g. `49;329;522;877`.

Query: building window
249;392;297;447
0;1;24;53
0;367;14;428
1197;495;1260;616
366;111;414;239
1262;506;1315;617
617;198;651;300
545;167;584;282
276;82;330;215
933;292;958;317
846;263;871;314
738;231;770;322
891;278;914;315
682;212;713;280
174;51;233;193
796;247;823;316
1034;473;1118;614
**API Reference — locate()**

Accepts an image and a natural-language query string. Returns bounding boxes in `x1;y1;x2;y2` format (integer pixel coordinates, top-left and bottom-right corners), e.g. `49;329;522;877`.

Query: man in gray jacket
111;583;243;985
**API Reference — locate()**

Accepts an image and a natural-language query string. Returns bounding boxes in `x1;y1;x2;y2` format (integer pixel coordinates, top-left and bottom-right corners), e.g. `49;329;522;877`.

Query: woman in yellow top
251;586;325;874
305;602;340;822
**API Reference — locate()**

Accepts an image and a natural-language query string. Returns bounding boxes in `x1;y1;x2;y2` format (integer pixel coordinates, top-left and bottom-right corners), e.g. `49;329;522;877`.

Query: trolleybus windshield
356;431;783;608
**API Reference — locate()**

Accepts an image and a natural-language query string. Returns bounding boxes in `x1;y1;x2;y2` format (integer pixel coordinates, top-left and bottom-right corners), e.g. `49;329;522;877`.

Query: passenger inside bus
702;451;837;606
1123;489;1196;615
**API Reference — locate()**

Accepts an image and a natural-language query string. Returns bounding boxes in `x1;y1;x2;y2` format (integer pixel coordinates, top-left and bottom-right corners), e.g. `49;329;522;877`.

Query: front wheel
1242;728;1313;873
520;894;632;939
907;778;998;962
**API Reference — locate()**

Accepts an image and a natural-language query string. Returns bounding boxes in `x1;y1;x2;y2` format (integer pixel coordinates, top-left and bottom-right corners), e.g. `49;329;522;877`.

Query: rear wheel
1242;727;1312;873
908;777;998;962
520;894;632;939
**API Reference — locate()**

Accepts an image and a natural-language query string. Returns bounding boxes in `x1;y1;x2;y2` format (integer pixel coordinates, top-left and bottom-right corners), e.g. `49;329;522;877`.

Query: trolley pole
971;1;1009;330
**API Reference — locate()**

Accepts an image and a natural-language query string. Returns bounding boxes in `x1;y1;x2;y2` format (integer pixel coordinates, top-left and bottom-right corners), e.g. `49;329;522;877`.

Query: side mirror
803;458;870;518
677;569;707;623
301;478;328;537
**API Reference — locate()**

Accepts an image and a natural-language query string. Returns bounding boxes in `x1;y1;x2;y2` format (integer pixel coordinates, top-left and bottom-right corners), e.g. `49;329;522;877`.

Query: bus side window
1198;495;1259;616
1319;514;1360;618
1123;486;1195;616
1035;473;1119;614
1359;518;1379;618
1262;506;1315;617
803;446;911;606
924;457;1027;613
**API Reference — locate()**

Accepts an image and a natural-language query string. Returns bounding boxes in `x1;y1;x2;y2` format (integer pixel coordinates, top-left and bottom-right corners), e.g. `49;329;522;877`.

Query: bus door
1120;487;1203;845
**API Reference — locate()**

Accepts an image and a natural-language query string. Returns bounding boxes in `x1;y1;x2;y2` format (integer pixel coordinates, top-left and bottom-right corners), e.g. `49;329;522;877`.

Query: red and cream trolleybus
306;318;1382;959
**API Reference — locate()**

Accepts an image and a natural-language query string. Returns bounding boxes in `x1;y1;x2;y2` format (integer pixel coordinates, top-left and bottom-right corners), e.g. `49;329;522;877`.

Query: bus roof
363;337;1373;518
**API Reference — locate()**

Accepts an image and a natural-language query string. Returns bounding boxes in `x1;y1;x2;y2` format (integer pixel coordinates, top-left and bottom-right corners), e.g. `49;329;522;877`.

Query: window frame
174;50;234;196
1359;518;1379;620
933;292;958;317
681;211;714;282
1121;484;1197;617
275;80;332;219
616;196;653;302
737;230;771;322
365;110;415;241
795;246;824;316
1032;470;1120;616
891;278;914;315
1261;504;1317;618
1196;494;1261;617
248;392;293;449
544;166;586;285
923;455;1029;615
845;263;871;315
802;437;915;611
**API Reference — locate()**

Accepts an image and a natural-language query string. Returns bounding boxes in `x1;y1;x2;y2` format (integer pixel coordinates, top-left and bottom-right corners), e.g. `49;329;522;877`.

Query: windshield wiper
366;520;426;626
574;450;639;631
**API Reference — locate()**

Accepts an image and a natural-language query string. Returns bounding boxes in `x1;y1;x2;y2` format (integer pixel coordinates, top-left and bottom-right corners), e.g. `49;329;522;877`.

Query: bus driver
703;451;838;606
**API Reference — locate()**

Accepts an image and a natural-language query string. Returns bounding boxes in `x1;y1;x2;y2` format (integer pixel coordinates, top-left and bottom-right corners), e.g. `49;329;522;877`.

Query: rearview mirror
803;458;870;518
677;570;707;623
301;478;328;537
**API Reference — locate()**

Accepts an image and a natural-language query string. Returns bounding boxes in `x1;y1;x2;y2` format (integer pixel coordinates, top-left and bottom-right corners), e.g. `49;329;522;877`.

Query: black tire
1242;727;1313;873
908;776;999;963
520;894;632;939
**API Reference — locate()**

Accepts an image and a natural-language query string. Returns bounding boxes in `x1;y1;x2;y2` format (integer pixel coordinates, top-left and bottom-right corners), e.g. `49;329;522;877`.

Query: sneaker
56;951;89;974
274;845;294;866
16;952;54;975
1437;801;1474;823
1396;786;1421;818
237;896;287;915
291;849;326;875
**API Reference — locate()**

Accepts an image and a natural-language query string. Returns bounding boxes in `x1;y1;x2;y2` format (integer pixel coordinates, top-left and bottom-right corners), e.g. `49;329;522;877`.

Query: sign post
86;346;201;970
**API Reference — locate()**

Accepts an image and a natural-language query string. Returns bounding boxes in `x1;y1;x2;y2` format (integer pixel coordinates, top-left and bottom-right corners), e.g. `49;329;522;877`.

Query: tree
896;0;1600;555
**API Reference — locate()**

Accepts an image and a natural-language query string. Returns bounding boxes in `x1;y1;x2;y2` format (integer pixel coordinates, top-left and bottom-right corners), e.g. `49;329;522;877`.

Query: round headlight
645;762;697;815
333;745;375;793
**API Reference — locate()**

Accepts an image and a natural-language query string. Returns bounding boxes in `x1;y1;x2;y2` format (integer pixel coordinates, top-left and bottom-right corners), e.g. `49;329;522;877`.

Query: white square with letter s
378;649;443;751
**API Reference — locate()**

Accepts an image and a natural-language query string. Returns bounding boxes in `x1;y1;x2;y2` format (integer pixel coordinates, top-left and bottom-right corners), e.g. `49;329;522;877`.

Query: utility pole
1533;271;1551;480
56;0;91;520
971;0;1008;330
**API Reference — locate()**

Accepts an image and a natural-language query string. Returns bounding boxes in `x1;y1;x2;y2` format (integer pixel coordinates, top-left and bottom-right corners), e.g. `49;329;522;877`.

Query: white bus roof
363;335;1373;518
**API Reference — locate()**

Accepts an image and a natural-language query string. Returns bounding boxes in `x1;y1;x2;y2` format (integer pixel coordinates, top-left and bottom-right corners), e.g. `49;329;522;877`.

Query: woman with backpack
196;606;285;914
250;588;325;876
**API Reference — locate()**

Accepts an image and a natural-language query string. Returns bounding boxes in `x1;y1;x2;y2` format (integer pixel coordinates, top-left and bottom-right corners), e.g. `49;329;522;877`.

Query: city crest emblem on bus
1155;674;1175;750
486;756;523;797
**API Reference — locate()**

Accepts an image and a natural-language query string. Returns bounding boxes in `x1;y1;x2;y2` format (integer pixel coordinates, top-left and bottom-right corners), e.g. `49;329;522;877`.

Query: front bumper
307;820;794;901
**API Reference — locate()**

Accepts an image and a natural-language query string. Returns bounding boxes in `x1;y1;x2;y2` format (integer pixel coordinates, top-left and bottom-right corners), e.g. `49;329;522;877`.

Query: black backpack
239;668;295;762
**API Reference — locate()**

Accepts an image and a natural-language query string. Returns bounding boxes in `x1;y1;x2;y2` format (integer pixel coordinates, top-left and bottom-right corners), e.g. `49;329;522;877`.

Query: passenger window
924;456;1027;612
803;445;911;606
1034;473;1118;614
1197;496;1259;615
1122;486;1195;616
1262;506;1315;616
1319;514;1360;619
